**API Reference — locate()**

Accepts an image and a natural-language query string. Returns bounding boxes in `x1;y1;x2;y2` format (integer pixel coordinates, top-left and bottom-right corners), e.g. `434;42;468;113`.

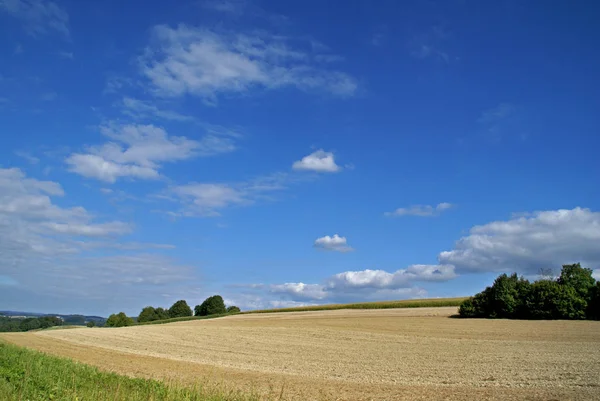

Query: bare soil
2;307;599;400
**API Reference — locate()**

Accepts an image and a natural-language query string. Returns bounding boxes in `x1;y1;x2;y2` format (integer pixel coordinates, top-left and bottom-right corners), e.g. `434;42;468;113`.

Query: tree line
0;316;64;332
105;295;241;327
459;263;600;320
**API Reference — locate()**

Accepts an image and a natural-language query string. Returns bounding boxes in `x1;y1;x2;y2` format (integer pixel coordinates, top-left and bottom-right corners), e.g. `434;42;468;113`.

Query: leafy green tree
106;312;134;327
168;300;192;318
557;263;596;299
488;273;531;318
525;280;586;319
226;306;241;314
195;295;226;316
137;306;160;323
155;307;170;320
588;282;600;320
86;321;96;328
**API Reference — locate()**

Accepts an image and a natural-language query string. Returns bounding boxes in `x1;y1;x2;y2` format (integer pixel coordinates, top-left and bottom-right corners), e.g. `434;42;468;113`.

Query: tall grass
244;297;466;314
0;342;259;401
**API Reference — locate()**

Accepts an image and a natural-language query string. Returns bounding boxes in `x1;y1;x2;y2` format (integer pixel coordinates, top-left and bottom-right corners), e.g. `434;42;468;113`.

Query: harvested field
2;307;600;400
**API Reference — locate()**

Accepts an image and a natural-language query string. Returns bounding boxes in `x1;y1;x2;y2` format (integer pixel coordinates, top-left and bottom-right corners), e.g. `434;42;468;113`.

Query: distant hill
0;311;106;326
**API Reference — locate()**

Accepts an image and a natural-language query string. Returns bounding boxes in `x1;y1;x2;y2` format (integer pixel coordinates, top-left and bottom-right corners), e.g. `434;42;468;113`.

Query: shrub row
459;263;600;320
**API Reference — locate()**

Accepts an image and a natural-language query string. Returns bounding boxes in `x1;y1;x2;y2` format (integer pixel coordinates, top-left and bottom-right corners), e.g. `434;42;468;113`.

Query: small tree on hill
106;312;134;327
168;300;192;318
155;307;170;320
195;295;226;316
86;321;96;328
226;306;241;314
138;306;159;323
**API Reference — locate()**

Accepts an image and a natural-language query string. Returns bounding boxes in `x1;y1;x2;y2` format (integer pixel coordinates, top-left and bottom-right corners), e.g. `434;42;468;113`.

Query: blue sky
1;0;599;316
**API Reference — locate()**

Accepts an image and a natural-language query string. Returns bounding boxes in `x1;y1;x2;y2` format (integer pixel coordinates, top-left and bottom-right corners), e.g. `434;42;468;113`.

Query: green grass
242;297;467;314
0;341;260;401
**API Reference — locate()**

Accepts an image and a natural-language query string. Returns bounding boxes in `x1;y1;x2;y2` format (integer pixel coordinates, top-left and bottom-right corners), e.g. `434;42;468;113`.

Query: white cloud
167;174;289;217
292;149;341;173
121;97;194;122
270;283;328;300
0;0;69;37
438;207;600;274
314;234;353;252
0;168;130;239
139;24;357;101
0;168;191;315
265;264;454;303
409;26;451;63
66;123;236;183
42;221;132;237
14;150;39;164
385;202;453;217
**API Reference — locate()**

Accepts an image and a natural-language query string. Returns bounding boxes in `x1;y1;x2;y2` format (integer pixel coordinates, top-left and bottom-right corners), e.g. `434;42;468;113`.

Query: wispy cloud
385;202;453;217
478;103;516;140
14;150;39;164
139;24;357;102
66;122;237;183
121;97;194;122
165;173;290;217
0;0;69;38
201;0;245;15
57;51;73;59
292;149;342;173
409;26;451;63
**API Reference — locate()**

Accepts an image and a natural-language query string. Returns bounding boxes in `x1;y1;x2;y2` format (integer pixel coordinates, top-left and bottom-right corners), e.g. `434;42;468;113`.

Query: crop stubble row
2;307;599;400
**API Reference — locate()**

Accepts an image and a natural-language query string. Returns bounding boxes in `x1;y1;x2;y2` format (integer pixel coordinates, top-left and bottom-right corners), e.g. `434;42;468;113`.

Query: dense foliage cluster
195;295;227;316
105;312;134;327
168;300;193;318
136;306;170;323
0;316;63;332
459;263;600;320
132;297;241;325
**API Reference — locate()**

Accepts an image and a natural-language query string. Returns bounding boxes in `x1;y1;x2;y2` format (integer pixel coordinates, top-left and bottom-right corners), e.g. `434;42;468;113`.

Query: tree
226;306;241;314
557;263;596;299
525;280;586;320
155;307;170;320
137;306;159;323
195;295;226;316
86;321;96;328
168;300;192;318
106;312;134;327
588;282;600;320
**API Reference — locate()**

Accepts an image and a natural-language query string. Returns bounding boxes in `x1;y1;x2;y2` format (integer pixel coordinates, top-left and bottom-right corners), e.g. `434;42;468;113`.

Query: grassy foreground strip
0;342;259;401
244;297;466;314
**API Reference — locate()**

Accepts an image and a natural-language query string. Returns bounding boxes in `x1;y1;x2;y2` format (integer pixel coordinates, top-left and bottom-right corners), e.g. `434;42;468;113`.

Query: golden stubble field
3;307;600;400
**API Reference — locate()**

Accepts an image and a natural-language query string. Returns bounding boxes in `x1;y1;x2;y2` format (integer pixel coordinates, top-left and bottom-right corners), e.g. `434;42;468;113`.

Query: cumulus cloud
292;149;341;173
139;24;357;101
0;0;69;37
66;123;237;183
438;207;600;274
385;202;453;217
0;168;190;315
266;264;454;303
314;234;353;252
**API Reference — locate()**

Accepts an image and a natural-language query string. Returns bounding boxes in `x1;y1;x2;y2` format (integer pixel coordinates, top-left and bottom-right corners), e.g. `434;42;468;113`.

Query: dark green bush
168;300;193;318
226;306;241;313
459;263;596;320
105;312;134;327
195;295;226;316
